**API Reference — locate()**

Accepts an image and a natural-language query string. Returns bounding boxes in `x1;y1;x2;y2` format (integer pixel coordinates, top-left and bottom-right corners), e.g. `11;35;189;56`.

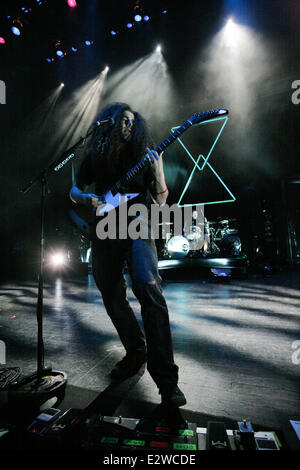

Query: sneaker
110;354;146;380
159;385;187;407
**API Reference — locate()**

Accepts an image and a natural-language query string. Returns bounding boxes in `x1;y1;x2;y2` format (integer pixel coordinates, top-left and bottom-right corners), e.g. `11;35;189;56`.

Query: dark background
0;0;299;279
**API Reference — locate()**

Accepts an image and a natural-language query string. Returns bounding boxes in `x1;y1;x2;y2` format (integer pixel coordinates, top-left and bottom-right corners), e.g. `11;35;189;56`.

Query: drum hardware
186;225;202;240
207;217;241;256
157;216;241;259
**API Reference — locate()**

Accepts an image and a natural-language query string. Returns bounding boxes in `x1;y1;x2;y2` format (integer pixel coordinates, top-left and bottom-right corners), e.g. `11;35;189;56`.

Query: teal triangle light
172;115;236;207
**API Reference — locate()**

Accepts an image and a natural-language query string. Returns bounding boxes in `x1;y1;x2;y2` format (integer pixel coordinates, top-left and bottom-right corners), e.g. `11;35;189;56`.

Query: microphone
95;117;115;127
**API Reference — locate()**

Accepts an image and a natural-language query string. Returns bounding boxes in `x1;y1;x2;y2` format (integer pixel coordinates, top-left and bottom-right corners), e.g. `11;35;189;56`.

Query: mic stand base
8;368;67;406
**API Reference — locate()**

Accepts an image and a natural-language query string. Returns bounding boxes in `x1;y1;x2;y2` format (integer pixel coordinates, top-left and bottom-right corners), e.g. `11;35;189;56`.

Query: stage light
104;66;109;72
110;30;117;36
162;10;167;14
49;252;68;267
225;17;236;32
134;15;142;22
0;37;5;45
67;0;77;7
143;16;149;21
156;45;161;53
127;23;133;28
85;40;91;46
46;58;51;62
56;50;64;57
11;26;21;36
60;83;64;87
223;17;239;45
71;46;77;52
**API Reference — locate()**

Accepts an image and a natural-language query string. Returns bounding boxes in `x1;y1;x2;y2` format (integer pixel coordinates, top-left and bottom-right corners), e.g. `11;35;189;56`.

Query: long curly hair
90;102;156;165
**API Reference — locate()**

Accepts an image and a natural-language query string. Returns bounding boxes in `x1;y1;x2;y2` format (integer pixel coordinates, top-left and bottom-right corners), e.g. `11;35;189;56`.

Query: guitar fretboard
110;109;228;195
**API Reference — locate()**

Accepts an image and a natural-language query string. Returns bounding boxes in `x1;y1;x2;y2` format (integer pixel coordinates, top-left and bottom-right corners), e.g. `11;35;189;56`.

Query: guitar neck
110;109;228;194
111;119;193;194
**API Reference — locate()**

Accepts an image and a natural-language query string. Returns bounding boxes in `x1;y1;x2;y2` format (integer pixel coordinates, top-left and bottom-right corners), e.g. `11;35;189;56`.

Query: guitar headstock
189;109;228;125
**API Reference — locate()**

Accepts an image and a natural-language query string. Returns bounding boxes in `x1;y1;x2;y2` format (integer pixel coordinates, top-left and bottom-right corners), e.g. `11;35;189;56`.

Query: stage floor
0;270;300;436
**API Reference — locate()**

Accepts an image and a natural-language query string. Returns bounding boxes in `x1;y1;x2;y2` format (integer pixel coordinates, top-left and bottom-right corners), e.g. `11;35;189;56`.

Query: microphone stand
9;120;110;404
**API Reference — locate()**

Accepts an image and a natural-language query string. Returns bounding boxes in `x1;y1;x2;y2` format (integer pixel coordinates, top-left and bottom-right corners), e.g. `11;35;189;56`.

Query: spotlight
60;82;64;87
225;17;236;33
85;40;91;46
0;37;5;45
134;15;142;22
71;46;77;52
46;58;51;62
223;17;239;46
56;50;64;57
67;0;77;7
143;16;149;21
110;30;117;36
49;252;68;267
162;10;167;14
104;66;109;72
126;23;133;28
11;26;21;36
156;44;161;52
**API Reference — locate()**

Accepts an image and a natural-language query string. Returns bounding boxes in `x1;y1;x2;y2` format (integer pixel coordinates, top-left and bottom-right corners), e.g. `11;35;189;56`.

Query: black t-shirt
76;145;156;238
76;147;155;202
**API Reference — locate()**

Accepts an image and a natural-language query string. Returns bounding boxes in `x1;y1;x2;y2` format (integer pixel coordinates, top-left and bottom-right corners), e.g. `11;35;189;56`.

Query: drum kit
158;218;241;259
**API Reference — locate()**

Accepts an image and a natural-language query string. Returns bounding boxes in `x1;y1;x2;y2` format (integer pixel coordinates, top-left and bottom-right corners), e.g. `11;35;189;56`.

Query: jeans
91;235;179;388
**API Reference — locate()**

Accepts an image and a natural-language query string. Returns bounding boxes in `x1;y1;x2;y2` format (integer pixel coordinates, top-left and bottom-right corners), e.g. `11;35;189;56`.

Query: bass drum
219;234;242;256
167;235;190;258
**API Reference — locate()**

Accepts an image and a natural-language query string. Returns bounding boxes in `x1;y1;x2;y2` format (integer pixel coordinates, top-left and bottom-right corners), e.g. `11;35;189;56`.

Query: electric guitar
69;109;229;237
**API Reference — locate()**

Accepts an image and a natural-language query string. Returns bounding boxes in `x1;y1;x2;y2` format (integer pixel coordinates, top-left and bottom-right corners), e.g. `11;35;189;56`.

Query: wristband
156;187;168;195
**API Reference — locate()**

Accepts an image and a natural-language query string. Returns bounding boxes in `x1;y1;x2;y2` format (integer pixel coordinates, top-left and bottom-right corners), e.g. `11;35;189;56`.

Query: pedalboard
23;411;284;451
82;415;198;451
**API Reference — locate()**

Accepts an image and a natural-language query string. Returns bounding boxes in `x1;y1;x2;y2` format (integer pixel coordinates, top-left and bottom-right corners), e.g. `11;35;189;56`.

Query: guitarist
70;102;186;407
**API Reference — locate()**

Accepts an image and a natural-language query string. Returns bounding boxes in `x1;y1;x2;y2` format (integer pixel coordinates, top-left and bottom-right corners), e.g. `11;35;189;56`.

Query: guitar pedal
27;408;62;435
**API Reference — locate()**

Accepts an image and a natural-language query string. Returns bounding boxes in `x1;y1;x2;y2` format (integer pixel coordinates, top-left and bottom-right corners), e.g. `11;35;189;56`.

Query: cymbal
210;218;237;224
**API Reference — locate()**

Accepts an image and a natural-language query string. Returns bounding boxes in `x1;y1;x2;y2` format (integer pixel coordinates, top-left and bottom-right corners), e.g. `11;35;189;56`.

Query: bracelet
156;187;168;195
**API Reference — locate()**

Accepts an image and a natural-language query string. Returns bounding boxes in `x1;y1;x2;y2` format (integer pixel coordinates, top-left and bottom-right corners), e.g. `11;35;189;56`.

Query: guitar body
69;206;93;239
96;190;140;216
69;191;141;238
